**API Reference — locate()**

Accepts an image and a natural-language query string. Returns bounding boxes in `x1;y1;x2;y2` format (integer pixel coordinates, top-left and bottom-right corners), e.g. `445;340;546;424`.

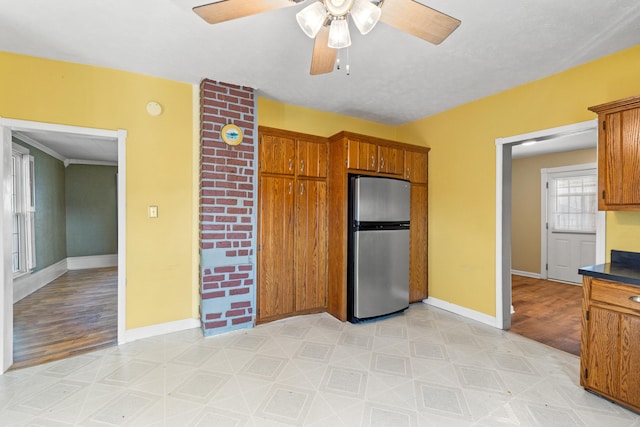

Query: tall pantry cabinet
257;127;328;322
405;149;429;303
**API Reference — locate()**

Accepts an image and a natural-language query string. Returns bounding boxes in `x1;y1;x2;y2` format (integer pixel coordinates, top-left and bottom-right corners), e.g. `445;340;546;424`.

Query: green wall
12;137;67;272
11;137;118;270
65;164;118;257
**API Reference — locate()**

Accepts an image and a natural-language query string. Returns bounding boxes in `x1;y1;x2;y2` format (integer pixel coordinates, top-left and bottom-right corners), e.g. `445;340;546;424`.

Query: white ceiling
14;130;117;165
5;0;626;162
511;129;597;159
2;0;639;128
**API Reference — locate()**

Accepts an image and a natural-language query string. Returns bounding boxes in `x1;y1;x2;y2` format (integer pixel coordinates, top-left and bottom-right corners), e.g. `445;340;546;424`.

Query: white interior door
545;168;597;284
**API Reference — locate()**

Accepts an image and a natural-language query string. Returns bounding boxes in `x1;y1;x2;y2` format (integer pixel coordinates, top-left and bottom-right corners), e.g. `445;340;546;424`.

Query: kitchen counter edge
579;263;640;287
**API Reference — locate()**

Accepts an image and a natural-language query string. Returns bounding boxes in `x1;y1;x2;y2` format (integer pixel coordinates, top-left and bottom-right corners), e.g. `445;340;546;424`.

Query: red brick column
199;79;256;336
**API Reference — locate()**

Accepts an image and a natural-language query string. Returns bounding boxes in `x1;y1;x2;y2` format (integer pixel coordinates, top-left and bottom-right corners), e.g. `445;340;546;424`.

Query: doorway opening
495;119;604;330
0;118;127;373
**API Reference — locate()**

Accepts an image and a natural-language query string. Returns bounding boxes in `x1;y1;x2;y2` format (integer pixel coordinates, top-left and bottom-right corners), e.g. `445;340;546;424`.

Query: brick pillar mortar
199;79;256;336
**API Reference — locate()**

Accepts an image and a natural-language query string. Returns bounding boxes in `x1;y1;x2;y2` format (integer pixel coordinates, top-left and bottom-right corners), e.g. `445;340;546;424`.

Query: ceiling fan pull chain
346;47;350;76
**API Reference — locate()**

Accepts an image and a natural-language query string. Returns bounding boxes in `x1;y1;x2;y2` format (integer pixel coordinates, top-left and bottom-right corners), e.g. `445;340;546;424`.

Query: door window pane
550;174;597;232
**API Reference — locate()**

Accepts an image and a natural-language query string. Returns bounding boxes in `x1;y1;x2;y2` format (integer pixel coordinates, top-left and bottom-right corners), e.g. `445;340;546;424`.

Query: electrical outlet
148;205;158;218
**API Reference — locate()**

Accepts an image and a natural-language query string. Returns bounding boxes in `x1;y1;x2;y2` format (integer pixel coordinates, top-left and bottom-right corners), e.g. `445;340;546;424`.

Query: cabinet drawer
591;278;640;312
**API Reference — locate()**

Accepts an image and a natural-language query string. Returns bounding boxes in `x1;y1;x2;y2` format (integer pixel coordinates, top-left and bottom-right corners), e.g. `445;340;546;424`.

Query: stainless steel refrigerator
348;175;410;322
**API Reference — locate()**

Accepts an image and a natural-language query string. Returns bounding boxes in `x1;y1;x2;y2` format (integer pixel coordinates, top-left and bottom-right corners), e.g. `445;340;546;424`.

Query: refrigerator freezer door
353;177;410;223
353;228;410;319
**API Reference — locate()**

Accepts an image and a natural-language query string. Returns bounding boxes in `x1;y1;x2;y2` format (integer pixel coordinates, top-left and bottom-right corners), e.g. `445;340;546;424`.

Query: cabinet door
347;138;377;171
601;108;640;208
258;176;295;319
409;184;428;302
405;150;428;183
295;179;328;311
585;306;620;397
297;139;328;178
620;312;640;406
378;145;403;175
259;133;295;175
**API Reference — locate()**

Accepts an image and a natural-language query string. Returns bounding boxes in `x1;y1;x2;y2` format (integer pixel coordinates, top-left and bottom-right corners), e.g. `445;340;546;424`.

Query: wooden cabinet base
581;275;640;413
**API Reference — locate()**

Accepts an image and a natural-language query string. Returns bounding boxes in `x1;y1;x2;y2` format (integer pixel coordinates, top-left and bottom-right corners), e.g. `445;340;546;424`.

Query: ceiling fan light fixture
328;17;351;49
296;1;328;38
350;0;381;35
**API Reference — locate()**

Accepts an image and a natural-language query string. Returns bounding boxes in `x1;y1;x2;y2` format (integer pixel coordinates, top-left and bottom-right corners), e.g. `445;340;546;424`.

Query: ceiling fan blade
193;0;302;24
380;0;461;45
310;26;337;75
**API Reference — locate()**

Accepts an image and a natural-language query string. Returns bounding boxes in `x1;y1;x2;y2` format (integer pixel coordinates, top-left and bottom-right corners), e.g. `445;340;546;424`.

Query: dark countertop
579;250;640;287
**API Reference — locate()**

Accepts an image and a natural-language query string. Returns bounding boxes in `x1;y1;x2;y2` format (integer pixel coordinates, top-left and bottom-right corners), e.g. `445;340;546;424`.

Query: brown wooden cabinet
297;138;327;178
259;133;295;175
378;145;404;175
328;131;429;320
409;183;428;302
588;95;640;210
581;276;640;413
257;127;328;323
346;136;378;172
405;150;428;184
346;136;404;176
258;175;295;319
295;179;327;311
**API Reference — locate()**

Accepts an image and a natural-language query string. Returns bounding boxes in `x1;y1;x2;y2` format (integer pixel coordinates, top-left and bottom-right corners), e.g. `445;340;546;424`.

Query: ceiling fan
193;0;461;75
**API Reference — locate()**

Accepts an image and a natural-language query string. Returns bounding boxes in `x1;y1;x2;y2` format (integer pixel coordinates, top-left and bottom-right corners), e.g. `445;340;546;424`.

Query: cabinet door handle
630;296;640;303
381;158;385;169
289;182;292;194
301;160;305;172
407;167;411;178
300;182;304;195
371;155;375;168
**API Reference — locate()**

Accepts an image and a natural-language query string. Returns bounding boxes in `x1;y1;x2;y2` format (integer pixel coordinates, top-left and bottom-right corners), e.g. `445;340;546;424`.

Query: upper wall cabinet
259;133;295;175
404;150;428;184
346;136;404;176
589;95;640;211
297;138;328;178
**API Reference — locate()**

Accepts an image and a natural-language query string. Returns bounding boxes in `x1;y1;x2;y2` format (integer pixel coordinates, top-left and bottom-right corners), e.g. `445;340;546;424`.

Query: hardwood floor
12;267;118;370
510;274;582;356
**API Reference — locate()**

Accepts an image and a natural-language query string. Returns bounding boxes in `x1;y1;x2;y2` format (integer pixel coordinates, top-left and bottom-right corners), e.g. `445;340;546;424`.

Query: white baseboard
67;254;117;270
122;318;201;345
511;270;541;279
13;259;67;303
423;297;499;329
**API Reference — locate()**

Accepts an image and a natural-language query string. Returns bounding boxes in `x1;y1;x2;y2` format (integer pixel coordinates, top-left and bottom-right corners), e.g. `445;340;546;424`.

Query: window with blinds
12;144;36;277
550;174;597;232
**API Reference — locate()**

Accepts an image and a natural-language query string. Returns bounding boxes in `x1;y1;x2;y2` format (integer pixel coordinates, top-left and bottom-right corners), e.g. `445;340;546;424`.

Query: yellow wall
512;149;596;274
4;43;640;330
0;52;196;329
398;45;640;317
258;98;399;139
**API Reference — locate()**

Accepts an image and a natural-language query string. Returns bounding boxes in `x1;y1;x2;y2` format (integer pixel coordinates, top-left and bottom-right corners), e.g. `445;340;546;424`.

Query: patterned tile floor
1;303;639;426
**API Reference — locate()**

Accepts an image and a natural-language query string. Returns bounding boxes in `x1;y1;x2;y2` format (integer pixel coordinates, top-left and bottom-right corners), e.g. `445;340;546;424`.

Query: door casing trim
495;119;598;329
